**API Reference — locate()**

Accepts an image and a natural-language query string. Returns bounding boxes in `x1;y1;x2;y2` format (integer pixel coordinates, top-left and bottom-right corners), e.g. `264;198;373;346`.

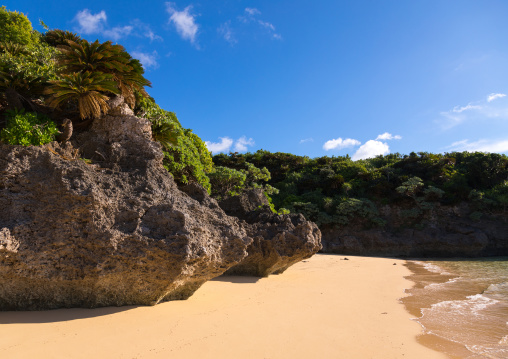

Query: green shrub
0;109;58;145
277;208;290;215
0;6;36;46
208;162;279;201
0;40;58;83
486;181;508;211
136;97;213;192
334;198;381;226
396;176;424;200
423;186;445;201
208;166;247;199
288;201;320;222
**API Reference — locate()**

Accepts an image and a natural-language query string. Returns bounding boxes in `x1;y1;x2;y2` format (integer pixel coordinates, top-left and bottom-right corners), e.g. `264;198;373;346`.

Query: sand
0;254;446;359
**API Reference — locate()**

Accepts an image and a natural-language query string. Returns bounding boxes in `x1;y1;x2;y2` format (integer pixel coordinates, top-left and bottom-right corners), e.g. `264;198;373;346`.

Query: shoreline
0;254;446;358
403;258;508;359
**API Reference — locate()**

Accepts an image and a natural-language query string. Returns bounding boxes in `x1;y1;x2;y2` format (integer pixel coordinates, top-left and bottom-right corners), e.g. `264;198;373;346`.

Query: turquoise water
403;258;508;359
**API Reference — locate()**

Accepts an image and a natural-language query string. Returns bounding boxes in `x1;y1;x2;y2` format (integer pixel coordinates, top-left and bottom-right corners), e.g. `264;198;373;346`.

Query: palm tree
41;29;82;47
45;71;120;120
56;39;151;108
57;40;131;74
113;57;151;107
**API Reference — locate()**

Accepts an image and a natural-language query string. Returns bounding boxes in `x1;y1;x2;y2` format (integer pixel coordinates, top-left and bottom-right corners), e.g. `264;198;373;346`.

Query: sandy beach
0;254;445;359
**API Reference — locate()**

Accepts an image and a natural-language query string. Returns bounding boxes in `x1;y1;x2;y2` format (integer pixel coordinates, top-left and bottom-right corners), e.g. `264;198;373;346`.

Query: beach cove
0;254;445;359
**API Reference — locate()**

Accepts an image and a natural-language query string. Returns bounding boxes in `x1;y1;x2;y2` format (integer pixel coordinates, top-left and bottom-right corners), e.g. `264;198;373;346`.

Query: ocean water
402;258;508;359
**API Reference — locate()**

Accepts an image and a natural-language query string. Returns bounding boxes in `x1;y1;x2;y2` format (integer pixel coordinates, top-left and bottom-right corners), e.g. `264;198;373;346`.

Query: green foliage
0;40;58;96
396;176;424;199
288;202;320;222
334;198;382;227
56;39;151;108
0;109;58;145
161;127;213;192
469;189;484;202
213;150;508;230
136;97;213;192
208;166;247;198
423;186;445;201
451;152;508;188
45;71;120;120
0;6;36;46
41;29;82;47
486;181;508;211
277;208;290;215
208;161;278;200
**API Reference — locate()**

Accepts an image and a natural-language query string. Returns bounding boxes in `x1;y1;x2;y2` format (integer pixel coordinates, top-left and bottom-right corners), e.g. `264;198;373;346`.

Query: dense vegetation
0;7;212;191
213;150;508;227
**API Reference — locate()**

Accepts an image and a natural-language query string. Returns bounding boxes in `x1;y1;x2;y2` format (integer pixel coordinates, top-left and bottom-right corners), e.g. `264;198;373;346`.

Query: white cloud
234;136;255;152
258;20;275;31
74;9;107;34
206;136;255;153
205;137;234;153
238;7;282;40
352;140;390;161
131;51;158;69
438;95;508;129
104;25;134;41
245;8;261;16
132;20;163;42
300;138;314;144
376;132;402;141
446;139;508;153
166;2;199;44
487;93;506;102
218;21;236;45
323;137;361;151
452;103;482;113
145;29;163;42
73;10;161;42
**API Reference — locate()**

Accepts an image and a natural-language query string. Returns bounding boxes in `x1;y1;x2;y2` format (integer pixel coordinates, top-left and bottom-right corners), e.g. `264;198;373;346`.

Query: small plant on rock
0;109;58;145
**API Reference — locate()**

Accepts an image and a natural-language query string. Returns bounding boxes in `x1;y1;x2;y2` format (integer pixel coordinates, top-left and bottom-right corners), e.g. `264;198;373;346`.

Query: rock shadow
212;275;261;284
0;306;137;324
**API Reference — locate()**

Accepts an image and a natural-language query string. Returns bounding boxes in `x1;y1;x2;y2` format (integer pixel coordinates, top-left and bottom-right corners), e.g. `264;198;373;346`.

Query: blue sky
6;0;508;159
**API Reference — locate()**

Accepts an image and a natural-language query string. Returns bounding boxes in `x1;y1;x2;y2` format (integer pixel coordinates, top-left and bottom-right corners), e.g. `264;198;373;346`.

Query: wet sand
0;254;446;358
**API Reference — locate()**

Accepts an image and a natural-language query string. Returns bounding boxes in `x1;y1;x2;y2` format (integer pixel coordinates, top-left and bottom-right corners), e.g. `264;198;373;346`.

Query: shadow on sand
0;305;138;324
211;275;261;284
1;275;268;324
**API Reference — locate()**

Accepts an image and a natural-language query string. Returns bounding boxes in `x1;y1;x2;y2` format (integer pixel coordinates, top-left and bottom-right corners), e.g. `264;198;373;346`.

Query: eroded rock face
0;114;252;310
320;204;508;257
219;189;322;276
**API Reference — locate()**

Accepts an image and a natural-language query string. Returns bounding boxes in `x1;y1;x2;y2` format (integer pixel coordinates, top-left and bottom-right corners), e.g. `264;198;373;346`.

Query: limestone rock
106;95;133;116
0;227;19;253
0;115;252;310
219;190;322;276
320;204;508;257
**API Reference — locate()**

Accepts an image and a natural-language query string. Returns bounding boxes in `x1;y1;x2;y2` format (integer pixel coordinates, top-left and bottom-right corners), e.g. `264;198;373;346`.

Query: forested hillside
213;150;508;228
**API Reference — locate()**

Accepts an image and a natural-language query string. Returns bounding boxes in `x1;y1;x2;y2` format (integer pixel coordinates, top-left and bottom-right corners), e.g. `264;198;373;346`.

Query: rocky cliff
320;203;508;257
219;189;322;276
0;102;321;310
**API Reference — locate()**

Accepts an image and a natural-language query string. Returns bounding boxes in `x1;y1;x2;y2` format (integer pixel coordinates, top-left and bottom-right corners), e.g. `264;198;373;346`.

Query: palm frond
45;71;119;119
